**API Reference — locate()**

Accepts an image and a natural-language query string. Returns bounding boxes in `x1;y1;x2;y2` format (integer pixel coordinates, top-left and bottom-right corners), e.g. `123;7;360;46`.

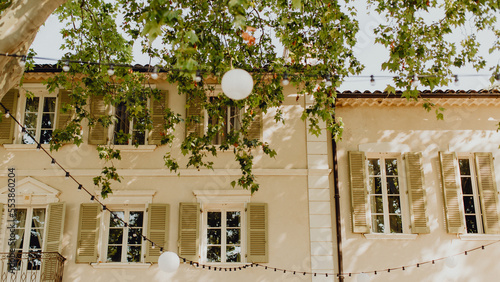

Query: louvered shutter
149;91;168;145
88;96;107;144
178;203;199;261
247;203;268;263
439;152;465;233
404;153;430;233
349;151;370;233
145;204;170;262
185;95;204;137
76;203;102;263
42;202;66;281
0;90;18;144
56;90;74;129
474;153;500;234
246;109;262;140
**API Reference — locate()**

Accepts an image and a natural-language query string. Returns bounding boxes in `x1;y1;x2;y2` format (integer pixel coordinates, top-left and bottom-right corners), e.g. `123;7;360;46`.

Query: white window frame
365;153;410;234
193;190;251;266
15;86;58;145
457;154;485;234
111;99;151;146
103;207;146;263
203;101;243;145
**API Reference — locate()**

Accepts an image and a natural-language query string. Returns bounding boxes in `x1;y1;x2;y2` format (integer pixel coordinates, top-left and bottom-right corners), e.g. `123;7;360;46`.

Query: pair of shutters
76;203;170;263
88;91;169;145
0;202;66;281
178;203;268;263
348;151;430;234
185;94;262;140
439;152;500;234
0;90;74;145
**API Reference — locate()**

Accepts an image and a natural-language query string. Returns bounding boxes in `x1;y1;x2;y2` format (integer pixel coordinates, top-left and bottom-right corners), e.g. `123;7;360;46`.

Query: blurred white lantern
445;256;457;268
221;69;253;100
158;251;180;273
357;272;370;282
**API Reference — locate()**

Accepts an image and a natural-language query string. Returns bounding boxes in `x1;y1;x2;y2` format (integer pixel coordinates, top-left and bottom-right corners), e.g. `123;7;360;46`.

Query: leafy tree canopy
3;0;500;197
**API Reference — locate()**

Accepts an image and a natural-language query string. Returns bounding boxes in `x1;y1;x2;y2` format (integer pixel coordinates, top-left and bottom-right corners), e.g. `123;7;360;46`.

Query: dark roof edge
336;89;500;98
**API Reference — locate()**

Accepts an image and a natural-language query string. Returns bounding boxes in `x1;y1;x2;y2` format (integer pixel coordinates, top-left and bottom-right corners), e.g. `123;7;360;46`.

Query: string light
151;66;159;80
4;110;9;118
282;72;290;86
195;70;202;82
370;75;375;86
325;74;332;87
65;171;70;178
107;64;115;76
411;74;419;87
51;158;56;165
454;75;459;86
19;55;26;68
62;61;70;72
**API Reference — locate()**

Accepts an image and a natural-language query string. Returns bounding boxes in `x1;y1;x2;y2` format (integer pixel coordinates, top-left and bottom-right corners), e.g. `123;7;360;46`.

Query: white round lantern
221;69;254;100
357;273;370;282
158;251;180;273
445;256;457;268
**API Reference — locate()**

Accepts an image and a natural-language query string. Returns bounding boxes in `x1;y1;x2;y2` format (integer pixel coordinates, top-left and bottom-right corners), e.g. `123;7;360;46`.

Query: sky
31;5;500;92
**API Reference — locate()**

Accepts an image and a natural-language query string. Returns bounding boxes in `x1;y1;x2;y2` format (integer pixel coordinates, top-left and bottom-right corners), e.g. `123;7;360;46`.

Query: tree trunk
0;0;66;101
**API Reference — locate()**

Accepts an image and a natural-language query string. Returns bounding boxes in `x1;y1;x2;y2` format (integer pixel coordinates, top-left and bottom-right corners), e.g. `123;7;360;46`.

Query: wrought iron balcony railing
0;252;65;282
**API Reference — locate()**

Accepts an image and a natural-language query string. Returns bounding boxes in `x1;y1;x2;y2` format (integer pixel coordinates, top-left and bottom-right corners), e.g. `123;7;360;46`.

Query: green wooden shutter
88;96;107;144
404;152;430;233
42;202;66;281
145;204;170;263
348;151;370;233
76;203;102;263
247;109;262;140
149;90;168;145
56;90;74;130
474;153;500;234
185;95;204;137
439;152;465;233
247;203;268;263
178;203;199;261
0;90;18;144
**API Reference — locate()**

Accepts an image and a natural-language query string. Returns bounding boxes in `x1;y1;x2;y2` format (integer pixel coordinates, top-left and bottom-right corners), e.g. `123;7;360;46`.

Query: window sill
90;262;152;269
199;262;248;268
363;234;418;240
107;145;157;152
459;234;500;241
3;144;51;151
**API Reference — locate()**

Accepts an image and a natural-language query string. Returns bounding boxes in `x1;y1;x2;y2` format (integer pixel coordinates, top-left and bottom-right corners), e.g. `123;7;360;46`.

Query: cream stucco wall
336;100;500;282
0;81;335;282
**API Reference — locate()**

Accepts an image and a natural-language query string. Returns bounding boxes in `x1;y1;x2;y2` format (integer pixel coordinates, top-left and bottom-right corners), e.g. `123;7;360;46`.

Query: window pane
108;229;123;244
14;209;27;228
370;196;383;213
43;97;56;112
368;159;380;175
226;211;240;227
389;215;403;233
207;246;221;262
29;230;43;249
207;229;221;244
27;251;42;271
226;229;240;244
107;246;122;262
369;177;382;194
385;159;398;175
127;246;141;262
25;97;39;112
110;212;125;227
128;229;142;244
465;215;479;233
129;212;143;227
40;130;53;144
132;130;145;145
461;177;473;194
41;113;54;128
207;212;221;227
114;103;130;145
13;229;25;249
459;159;471;175
226;246;241;263
372;215;384;233
386;177;399;194
463;196;476;214
22;130;36;144
24;113;38;128
388;196;401;214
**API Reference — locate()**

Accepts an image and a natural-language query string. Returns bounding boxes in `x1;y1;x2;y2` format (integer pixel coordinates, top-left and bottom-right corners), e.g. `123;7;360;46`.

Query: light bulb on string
195;70;202;82
370;75;375;86
4;111;10;118
151;66;159;80
411;74;419;87
495;73;500;82
19;56;26;68
51;158;56;165
282;72;290;86
107;65;115;76
62;61;70;72
454;75;459;86
325;74;332;87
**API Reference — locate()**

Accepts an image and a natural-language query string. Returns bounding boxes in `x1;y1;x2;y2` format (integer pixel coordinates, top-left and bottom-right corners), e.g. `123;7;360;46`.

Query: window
21;95;57;144
367;156;403;234
113;102;147;145
10;208;46;271
206;97;242;145
203;205;243;263
458;157;484;233
106;209;144;262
